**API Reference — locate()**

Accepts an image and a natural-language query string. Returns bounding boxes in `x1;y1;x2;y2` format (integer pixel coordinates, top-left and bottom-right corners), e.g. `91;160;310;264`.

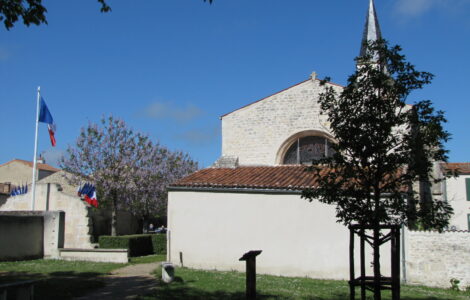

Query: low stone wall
59;248;128;263
406;230;470;289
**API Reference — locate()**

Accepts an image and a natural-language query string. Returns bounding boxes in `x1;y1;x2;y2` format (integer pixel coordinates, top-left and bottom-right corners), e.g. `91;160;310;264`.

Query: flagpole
31;86;41;211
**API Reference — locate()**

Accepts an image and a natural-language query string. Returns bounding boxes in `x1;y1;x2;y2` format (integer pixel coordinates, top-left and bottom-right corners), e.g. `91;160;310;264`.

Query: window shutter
466;178;470;201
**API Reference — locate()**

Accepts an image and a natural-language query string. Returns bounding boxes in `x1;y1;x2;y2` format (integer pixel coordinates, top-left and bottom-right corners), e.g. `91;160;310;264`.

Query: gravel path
74;262;161;300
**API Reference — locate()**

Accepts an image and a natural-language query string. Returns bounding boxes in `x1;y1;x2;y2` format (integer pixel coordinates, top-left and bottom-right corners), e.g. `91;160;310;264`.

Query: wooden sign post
239;250;262;299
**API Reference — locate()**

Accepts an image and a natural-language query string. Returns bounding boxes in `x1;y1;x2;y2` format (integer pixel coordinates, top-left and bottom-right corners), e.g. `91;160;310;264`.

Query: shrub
450;278;460;291
151;234;167;255
99;234;153;257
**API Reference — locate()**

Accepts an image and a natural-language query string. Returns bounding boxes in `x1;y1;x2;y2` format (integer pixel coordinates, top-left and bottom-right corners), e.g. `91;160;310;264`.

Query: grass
0;254;167;299
144;267;470;300
0;259;126;299
2;256;469;300
130;254;166;264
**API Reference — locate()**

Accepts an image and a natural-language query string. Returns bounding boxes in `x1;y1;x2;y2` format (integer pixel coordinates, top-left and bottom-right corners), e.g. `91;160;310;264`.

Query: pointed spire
359;0;382;57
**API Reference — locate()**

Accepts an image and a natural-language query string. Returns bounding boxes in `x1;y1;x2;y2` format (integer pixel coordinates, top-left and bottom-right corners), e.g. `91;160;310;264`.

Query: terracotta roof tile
171;165;407;192
441;163;470;175
171;165;318;191
0;159;60;173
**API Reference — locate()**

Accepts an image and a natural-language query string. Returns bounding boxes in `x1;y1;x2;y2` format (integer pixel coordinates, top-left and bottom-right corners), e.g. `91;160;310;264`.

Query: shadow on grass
75;275;158;300
147;276;352;300
0;271;106;300
147;278;464;300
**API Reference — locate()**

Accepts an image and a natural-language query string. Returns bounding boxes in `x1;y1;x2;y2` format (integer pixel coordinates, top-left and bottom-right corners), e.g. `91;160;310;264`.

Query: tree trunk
373;188;382;300
142;215;149;233
111;195;118;236
373;225;381;300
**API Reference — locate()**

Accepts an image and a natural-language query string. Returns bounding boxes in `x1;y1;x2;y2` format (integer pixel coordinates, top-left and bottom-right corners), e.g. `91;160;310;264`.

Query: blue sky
1;0;469;168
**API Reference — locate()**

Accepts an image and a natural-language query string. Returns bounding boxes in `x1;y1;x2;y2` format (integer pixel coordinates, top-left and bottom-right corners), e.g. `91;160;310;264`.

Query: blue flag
39;97;54;125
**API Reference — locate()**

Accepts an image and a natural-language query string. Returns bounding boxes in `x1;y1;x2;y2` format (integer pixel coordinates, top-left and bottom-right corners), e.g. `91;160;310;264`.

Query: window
466;178;470;201
283;136;335;165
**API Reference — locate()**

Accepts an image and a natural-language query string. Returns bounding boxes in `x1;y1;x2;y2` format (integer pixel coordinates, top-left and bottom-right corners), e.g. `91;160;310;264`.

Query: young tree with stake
302;40;453;300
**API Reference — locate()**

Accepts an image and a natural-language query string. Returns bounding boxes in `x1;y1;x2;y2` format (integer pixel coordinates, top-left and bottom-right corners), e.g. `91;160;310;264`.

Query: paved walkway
74;262;161;300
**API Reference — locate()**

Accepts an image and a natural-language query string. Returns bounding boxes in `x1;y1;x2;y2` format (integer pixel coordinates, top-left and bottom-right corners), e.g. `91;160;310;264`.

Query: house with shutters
441;163;470;231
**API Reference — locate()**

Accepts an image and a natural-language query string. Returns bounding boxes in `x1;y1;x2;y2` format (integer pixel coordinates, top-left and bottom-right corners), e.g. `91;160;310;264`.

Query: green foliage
1;0;211;30
302;40;453;231
99;233;166;257
99;234;153;257
0;0;110;30
450;278;460;291
152;233;167;255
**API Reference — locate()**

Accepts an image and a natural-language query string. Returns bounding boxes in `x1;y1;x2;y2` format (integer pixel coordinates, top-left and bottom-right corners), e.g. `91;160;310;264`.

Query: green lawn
129;254;166;264
2;257;469;300
145;267;470;300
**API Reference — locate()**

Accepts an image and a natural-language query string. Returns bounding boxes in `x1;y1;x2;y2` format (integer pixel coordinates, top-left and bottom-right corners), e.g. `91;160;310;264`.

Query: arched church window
283;136;335;165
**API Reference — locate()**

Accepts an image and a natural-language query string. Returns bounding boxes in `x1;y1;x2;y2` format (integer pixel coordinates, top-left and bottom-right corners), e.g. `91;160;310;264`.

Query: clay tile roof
170;165;319;191
441;163;470;175
0;159;60;173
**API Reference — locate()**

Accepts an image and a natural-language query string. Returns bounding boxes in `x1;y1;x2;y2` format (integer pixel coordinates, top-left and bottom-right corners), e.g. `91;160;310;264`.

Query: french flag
38;97;56;147
78;183;99;208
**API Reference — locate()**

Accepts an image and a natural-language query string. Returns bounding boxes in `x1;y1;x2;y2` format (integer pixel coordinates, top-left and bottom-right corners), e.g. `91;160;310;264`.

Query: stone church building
167;0;470;287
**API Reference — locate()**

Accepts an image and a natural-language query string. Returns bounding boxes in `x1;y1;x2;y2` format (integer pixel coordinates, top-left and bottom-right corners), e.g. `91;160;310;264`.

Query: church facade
219;74;340;167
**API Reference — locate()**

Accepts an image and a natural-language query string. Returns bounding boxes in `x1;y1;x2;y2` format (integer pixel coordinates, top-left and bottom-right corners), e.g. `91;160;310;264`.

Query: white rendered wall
221;78;341;166
168;190;392;280
445;174;470;231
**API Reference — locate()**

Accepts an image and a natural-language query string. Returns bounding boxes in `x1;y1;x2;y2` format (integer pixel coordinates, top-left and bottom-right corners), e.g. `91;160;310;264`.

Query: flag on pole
38;97;56;147
77;183;99;208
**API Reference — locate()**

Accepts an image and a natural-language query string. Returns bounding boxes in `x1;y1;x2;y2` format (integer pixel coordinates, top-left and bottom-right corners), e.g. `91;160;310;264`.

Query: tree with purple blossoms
60;116;198;235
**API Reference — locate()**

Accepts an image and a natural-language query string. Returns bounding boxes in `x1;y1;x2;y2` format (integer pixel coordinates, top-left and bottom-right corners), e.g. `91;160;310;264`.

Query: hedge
99;233;166;257
152;234;166;254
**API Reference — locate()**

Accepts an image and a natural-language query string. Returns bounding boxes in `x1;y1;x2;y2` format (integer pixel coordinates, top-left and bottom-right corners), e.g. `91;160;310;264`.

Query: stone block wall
221;77;342;166
406;230;470;289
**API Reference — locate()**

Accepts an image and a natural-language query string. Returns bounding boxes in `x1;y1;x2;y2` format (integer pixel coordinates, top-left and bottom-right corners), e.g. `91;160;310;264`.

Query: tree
301;40;453;300
127;141;198;229
60;115;198;235
0;0;213;30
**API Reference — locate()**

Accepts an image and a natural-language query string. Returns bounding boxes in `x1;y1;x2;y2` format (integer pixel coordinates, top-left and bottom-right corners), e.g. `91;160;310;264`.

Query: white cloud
395;0;436;16
139;101;203;122
395;0;470;16
177;127;220;146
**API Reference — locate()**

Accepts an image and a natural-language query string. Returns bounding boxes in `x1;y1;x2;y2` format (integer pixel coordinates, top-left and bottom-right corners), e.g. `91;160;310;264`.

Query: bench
0;279;39;300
